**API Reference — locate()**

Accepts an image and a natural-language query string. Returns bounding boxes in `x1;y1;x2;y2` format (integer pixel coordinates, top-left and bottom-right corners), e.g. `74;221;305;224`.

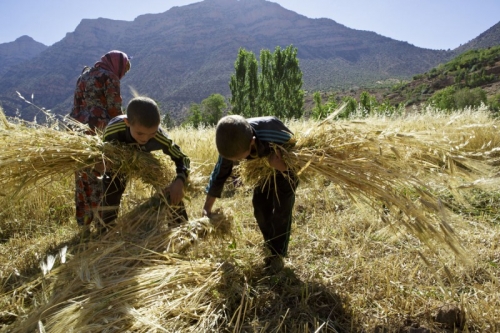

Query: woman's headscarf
94;50;131;79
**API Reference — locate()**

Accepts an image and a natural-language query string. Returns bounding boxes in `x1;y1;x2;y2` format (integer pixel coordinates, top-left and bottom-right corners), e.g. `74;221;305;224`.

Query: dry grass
0;105;499;332
4;196;233;333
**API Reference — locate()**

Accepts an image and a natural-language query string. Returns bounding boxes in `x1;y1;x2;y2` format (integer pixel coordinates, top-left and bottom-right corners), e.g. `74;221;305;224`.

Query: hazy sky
0;0;499;50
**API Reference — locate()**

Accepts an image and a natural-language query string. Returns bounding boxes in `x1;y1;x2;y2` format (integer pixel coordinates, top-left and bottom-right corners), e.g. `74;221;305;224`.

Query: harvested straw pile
0;108;175;198
239;109;500;257
8;196;233;332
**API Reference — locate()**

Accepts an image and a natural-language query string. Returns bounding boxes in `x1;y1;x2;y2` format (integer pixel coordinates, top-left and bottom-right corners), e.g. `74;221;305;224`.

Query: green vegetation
312;90;402;120
184;93;227;128
311;91;338;119
388;46;500;111
308;46;500;117
428;86;487;111
229;45;304;119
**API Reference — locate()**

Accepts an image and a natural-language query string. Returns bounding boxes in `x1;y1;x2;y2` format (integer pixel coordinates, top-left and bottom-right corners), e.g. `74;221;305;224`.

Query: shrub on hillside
429;86;488;112
454;87;487;109
429;86;457;111
488;93;500;114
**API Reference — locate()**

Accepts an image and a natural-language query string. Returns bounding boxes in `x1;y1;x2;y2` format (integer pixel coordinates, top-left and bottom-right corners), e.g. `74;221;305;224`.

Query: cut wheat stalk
9;196;233;332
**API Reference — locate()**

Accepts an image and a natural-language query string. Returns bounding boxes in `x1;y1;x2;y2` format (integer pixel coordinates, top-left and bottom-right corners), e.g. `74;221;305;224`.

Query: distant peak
15;35;35;42
203;0;265;2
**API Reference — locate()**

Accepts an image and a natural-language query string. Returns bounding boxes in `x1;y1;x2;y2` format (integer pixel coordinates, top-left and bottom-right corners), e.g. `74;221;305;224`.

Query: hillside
310;45;500;114
387;45;500;108
0;36;47;77
0;0;453;121
454;21;500;54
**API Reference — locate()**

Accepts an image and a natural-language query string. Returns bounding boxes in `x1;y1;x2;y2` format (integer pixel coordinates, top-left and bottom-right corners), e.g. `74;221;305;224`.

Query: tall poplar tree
229;45;304;119
229;49;258;117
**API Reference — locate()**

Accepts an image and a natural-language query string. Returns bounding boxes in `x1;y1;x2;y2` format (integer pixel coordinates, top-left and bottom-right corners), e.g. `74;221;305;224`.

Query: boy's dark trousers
101;173;127;226
101;174;188;226
252;171;298;257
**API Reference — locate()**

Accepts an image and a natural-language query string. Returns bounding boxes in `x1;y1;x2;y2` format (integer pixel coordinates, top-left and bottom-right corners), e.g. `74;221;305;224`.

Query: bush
339;96;358;119
429;86;456;111
359;91;378;114
429;87;487;111
488;93;500;113
454;88;487;109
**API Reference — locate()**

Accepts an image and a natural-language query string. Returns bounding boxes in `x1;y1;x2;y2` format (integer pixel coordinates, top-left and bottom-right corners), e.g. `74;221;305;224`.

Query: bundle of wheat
0;106;10;129
9;197;233;332
0;108;176;198
238;109;500;257
103;195;233;252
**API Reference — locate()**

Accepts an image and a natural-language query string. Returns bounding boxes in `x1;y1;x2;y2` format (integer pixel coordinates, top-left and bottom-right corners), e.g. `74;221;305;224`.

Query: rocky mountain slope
0;36;47;77
454;21;500;54
0;0;497;121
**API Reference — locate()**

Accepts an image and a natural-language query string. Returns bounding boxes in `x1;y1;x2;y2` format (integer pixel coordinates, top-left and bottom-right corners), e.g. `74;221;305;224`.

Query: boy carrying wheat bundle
203;115;297;273
99;96;191;232
202;109;485;274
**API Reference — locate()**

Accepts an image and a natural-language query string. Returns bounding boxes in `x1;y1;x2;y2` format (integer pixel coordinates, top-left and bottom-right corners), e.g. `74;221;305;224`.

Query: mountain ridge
0;36;47;77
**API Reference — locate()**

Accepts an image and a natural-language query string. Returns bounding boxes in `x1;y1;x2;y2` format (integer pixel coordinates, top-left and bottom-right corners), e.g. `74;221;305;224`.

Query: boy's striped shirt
206;116;293;198
104;115;190;181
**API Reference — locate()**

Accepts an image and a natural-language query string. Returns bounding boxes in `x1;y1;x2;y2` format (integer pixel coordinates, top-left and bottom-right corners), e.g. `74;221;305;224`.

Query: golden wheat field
0;105;499;332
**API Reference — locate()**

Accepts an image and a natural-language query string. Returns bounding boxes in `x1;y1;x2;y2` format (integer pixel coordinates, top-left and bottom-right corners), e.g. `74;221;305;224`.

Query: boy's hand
203;195;216;218
94;160;114;174
165;178;185;205
268;150;288;172
93;162;105;174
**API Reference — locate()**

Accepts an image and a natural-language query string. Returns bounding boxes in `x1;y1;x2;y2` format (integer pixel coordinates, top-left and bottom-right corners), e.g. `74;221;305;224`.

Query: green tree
312;91;325;120
375;98;397;115
230;45;304;119
258;49;273;116
201;94;227;126
229;49;258;117
339;96;358;119
359;91;378;114
325;94;338;111
429;86;487;111
261;46;304;119
246;54;259;116
429;86;456;111
184;94;227;128
186;102;202;128
488;93;500;113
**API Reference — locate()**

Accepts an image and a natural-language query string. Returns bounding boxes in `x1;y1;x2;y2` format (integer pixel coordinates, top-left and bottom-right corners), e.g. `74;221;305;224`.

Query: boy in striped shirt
101;96;190;228
203;115;298;273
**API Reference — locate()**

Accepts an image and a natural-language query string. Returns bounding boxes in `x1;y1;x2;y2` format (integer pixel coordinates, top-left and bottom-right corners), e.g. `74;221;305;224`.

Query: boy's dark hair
215;115;253;158
126;96;161;128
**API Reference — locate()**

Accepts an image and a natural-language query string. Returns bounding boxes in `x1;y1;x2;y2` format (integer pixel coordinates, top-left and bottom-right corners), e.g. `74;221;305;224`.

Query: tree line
182;45;303;128
177;44;500;128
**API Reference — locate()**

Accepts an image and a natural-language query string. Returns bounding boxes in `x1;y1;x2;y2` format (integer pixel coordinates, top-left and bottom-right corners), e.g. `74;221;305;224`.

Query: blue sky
0;0;498;50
